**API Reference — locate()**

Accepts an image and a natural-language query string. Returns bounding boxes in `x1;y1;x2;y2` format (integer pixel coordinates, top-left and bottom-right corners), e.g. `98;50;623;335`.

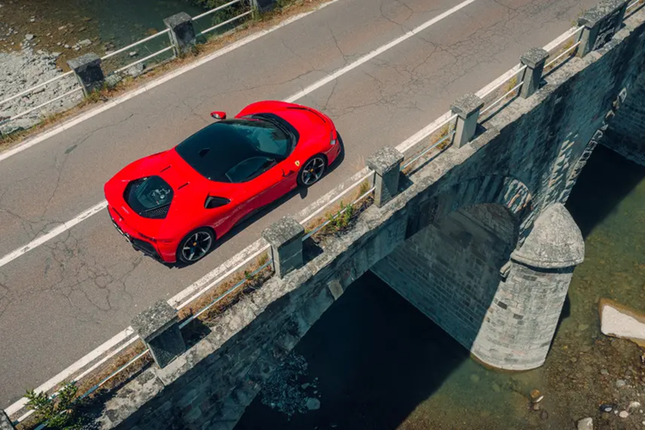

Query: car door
225;155;295;226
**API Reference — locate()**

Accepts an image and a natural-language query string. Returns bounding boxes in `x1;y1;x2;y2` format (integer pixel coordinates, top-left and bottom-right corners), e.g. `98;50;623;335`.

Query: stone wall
602;70;645;166
73;6;645;430
374;203;583;370
372;204;516;350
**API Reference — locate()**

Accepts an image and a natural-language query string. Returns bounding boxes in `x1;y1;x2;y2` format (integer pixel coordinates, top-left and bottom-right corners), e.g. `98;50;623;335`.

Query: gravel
0;44;82;135
259;352;322;418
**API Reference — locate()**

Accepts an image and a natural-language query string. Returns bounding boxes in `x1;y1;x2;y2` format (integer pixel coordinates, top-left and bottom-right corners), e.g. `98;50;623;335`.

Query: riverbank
235;145;645;430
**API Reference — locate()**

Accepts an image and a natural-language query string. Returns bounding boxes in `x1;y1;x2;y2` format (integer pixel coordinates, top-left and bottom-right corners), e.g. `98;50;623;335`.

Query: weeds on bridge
178;251;273;339
400;121;454;175
543;38;578;75
24;382;82;430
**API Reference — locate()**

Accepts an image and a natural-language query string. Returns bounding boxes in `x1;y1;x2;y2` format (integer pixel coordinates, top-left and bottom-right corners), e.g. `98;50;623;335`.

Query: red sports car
104;100;341;264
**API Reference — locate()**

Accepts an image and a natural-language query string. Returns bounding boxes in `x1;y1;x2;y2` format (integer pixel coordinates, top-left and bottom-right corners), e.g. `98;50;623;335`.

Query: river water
0;0;205;52
235;144;645;430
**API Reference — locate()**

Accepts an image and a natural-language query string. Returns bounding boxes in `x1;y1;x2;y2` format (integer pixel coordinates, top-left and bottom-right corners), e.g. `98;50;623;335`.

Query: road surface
0;0;596;408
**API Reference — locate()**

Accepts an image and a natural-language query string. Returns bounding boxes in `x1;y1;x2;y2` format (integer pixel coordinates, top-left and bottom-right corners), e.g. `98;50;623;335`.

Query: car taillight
139;233;157;243
139;233;173;244
330;130;337;146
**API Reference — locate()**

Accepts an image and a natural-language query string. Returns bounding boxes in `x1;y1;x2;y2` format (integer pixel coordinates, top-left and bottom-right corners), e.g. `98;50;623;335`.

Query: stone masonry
601;70;645;166
29;6;645;430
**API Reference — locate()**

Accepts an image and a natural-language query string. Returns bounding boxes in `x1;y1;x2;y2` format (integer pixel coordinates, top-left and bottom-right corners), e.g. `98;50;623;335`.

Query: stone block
132;300;186;368
164;12;196;55
66;53;104;96
520;47;549;98
578;0;628;56
262;216;304;278
450;93;484;147
250;0;276;12
366;146;404;207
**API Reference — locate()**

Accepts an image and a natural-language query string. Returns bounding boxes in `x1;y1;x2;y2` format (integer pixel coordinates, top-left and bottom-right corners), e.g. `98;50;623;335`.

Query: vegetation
25;383;82;430
324;201;355;233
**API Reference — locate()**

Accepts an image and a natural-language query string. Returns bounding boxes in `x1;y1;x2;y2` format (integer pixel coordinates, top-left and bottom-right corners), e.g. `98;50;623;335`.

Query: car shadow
166;132;346;269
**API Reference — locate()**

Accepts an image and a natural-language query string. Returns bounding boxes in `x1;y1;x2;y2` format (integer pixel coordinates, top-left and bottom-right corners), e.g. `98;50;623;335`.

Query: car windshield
175;118;292;182
225;156;277;183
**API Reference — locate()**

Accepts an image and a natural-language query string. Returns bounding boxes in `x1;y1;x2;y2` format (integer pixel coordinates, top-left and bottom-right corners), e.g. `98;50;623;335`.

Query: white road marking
3;327;135;417
0;0;478;270
0;0;344;164
0;201;107;269
285;0;479;102
3;0;482;416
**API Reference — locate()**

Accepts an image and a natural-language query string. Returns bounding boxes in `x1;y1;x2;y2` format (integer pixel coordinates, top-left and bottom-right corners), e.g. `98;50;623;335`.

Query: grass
304;179;371;234
401;121;454;175
177;251;272;323
16;340;151;430
543;38;578;74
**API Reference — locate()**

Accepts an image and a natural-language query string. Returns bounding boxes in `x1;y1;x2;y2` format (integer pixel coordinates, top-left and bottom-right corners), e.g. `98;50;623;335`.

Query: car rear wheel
297;155;326;187
178;228;214;264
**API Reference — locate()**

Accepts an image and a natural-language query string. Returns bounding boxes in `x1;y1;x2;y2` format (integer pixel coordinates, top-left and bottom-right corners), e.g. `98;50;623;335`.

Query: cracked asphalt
0;0;597;408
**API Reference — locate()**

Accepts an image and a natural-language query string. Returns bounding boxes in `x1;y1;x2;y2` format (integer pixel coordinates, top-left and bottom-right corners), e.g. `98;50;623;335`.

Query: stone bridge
4;2;644;429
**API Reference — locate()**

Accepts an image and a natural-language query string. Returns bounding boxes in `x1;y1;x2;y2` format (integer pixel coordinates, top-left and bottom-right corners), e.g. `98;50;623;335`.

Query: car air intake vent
142;204;170;219
124;176;174;219
205;196;230;209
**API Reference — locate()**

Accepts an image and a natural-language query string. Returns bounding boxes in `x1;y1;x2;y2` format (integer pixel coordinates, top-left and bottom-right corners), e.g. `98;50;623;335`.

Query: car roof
175;121;261;182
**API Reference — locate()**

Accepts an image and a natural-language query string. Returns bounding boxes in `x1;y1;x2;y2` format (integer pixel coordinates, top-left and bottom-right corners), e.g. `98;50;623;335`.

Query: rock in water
577;417;593;430
306;398;321;411
619;411;629;418
599;298;645;347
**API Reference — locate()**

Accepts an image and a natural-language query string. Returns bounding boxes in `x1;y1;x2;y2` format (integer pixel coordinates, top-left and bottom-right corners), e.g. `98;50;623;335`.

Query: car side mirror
210;111;227;120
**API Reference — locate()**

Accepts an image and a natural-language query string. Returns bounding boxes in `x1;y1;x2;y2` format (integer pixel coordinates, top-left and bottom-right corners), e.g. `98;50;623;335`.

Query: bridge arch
373;175;584;370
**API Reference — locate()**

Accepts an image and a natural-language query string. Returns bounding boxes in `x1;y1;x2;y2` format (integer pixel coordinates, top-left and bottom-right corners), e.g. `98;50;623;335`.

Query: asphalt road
0;0;597;408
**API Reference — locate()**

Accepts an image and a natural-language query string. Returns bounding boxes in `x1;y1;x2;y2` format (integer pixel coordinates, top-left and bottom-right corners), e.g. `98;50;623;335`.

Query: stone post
262;216;304;278
67;53;105;96
577;0;628;57
520;47;548;98
451;93;484;148
471;204;585;370
0;411;15;430
250;0;276;12
163;12;196;56
132;300;186;369
366;146;404;208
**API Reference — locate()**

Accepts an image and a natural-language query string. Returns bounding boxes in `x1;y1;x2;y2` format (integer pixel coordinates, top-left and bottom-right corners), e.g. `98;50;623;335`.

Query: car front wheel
177;228;215;264
297;154;326;187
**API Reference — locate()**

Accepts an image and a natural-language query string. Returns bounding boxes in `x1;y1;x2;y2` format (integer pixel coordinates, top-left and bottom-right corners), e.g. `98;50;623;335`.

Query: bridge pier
474;204;584;369
372;203;583;371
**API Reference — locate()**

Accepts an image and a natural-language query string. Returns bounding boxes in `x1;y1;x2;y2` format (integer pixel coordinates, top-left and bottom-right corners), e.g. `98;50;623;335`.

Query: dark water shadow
566;145;645;238
552;294;572;344
234;271;469;430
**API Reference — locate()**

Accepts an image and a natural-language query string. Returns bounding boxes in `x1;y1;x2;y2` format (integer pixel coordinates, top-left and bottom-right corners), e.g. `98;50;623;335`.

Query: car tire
297;154;327;187
177;227;215;264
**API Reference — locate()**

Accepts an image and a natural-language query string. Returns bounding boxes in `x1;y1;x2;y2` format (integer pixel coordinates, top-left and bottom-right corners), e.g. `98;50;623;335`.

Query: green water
235;145;645;430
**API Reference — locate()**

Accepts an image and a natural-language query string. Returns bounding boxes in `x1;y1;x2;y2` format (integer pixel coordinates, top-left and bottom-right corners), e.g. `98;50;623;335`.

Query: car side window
225;156;277;183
